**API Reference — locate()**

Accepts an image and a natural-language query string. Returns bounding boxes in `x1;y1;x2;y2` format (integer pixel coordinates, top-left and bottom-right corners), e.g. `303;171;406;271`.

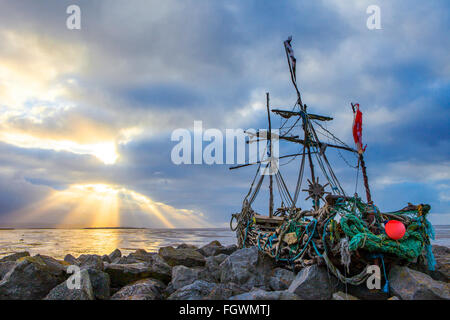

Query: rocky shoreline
0;241;448;300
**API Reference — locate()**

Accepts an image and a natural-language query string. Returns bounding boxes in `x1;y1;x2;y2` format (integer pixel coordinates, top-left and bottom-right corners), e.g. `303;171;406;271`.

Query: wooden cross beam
271;109;333;121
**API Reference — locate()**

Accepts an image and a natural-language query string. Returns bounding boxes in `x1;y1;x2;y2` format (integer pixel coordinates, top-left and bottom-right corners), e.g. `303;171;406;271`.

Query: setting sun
5;183;209;229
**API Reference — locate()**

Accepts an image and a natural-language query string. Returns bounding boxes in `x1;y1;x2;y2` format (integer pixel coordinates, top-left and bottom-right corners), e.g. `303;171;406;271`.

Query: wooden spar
359;153;372;204
302;106;317;210
267;92;274;218
248;132;357;153
279;136;357;153
272;109;333;121
229;152;316;170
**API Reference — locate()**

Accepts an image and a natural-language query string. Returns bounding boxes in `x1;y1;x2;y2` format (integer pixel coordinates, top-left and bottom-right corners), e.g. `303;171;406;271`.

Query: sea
0;226;449;259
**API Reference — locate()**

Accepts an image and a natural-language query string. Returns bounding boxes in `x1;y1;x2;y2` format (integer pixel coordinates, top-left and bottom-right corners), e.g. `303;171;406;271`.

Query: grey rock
128;249;155;263
219;246;274;290
207;282;246;300
159;246;205;267
229;289;301;300
0;251;30;262
198;240;223;256
150;254;172;283
0;261;16;280
0;255;66;299
114;294;157;300
106;263;154;288
198;241;237;257
168;280;217;300
101;255;111;264
108;249;121;261
432;245;450;282
78;254;104;271
389;265;450;300
332;291;359;300
177;243;198;250
111;278;165;300
346;282;389;300
221;244;238;255
64;254;79;266
45;269;94;300
167;265;203;294
288;264;340;300
37;255;69;272
87;268;110;300
113;256;140;264
269;268;295;291
105;257;171;288
209;253;229;265
201;254;229;283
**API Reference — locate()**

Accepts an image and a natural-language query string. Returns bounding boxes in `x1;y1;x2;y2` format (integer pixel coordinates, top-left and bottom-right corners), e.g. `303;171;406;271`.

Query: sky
0;0;448;228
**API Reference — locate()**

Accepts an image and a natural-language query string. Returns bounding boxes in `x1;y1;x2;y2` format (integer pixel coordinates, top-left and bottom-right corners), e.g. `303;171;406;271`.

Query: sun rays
6;183;210;229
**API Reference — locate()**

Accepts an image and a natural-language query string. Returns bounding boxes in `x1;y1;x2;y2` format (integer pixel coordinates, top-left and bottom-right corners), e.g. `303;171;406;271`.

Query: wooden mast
267;92;274;218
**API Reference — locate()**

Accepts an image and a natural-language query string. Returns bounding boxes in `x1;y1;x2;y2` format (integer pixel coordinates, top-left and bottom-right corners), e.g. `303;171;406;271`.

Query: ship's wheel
302;177;330;206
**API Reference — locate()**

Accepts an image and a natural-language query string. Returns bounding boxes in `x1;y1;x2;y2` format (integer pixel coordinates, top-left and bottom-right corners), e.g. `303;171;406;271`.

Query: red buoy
385;220;406;240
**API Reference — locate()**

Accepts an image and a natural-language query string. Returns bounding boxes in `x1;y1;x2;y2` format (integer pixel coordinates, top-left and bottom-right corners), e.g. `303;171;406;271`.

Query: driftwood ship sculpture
229;37;436;290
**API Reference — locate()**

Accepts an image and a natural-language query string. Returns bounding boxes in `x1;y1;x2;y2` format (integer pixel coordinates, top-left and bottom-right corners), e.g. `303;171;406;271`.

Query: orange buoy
385;220;406;240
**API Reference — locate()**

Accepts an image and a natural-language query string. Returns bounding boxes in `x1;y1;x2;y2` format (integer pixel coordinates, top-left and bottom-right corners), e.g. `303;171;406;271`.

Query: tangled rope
231;196;436;285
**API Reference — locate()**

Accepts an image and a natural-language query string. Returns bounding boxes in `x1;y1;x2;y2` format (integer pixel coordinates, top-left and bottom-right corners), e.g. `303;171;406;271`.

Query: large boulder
409;245;450;282
45;269;94;300
201;254;229;283
229;289;301;300
177;243;198;250
159;246;205;267
288;264;339;300
198;241;237;257
113;256;141;264
87;268;110;300
38;255;70;272
166;265;203;294
432;245;450;282
105;256;171;288
0;251;30;262
108;249;122;262
389;265;450;300
207;283;246;300
346;282;389;300
219;246;274;290
77;254;104;271
268;268;295;291
0;255;66;299
221;244;238;256
0;261;16;280
111;278;165;300
64;254;79;266
127;249;155;263
168;280;217;300
198;241;223;257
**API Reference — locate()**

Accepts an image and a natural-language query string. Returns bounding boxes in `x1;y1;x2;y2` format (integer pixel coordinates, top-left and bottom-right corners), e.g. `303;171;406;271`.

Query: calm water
0;228;236;259
0;226;448;260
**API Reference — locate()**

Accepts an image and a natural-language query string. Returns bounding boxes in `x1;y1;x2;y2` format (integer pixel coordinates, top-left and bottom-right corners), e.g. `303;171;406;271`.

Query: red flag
352;103;366;153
